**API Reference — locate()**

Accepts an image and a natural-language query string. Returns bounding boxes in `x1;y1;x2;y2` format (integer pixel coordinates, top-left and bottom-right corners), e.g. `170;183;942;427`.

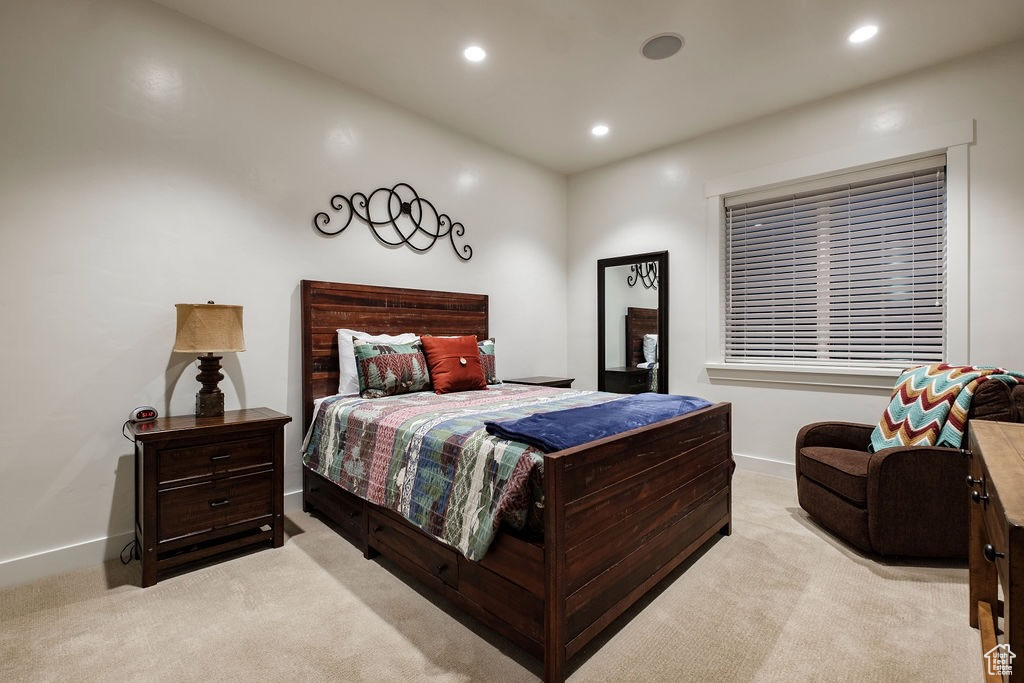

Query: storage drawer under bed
368;509;459;589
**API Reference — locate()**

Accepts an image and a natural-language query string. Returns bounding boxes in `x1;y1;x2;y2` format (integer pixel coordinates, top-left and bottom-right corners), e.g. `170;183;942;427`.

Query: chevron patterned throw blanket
869;364;1024;452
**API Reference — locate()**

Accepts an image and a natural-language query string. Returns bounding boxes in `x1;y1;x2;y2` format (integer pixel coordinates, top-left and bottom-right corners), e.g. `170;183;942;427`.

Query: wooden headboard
300;280;489;427
625;306;658;367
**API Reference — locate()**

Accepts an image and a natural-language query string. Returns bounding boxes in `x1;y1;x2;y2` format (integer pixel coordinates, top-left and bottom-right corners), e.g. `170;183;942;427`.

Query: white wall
567;40;1024;475
0;0;567;585
4;0;1020;588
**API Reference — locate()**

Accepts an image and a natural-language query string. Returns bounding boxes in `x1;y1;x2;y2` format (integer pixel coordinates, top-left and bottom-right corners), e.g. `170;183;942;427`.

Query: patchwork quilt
869;363;1024;452
302;384;620;560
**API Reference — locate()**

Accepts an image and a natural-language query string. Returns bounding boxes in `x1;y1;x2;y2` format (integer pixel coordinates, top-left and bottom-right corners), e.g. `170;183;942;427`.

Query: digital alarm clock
129;406;158;423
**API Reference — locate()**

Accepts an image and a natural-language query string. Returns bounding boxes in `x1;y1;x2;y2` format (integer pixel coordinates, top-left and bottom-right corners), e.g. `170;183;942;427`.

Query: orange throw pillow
420;335;488;394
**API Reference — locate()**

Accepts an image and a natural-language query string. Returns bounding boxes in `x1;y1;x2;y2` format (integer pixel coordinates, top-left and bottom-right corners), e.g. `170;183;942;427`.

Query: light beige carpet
0;470;983;682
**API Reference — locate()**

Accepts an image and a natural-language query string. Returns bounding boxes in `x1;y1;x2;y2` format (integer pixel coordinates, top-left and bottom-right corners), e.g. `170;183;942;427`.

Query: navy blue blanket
484;392;712;453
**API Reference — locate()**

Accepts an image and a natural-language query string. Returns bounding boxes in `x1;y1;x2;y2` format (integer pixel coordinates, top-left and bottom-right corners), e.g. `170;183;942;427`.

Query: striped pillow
478;338;498;384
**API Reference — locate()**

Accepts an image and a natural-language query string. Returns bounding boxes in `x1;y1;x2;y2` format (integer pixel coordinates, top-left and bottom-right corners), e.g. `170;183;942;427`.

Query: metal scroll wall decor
312;182;472;261
628;261;658;289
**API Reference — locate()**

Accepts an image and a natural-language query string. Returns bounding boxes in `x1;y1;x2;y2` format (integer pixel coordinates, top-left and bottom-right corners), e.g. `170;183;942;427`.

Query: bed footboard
543;401;732;681
302;401;732;683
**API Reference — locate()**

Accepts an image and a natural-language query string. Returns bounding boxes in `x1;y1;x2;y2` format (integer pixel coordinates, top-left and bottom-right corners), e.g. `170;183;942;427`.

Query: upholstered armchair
795;380;1024;558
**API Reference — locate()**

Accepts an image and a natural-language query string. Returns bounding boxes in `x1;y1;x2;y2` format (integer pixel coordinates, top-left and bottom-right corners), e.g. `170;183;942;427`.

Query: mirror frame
597;250;669;393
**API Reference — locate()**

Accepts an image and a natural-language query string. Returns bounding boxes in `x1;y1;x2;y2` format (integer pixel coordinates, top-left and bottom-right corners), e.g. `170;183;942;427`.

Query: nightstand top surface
504;376;575;386
130;407;291;440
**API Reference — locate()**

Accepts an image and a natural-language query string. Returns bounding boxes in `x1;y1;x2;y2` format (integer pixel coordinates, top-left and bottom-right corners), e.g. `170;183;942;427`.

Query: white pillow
643;334;659;364
337;329;419;395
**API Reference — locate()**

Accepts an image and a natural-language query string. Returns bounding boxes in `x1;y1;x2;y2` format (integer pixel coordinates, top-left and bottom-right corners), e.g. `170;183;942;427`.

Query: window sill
704;362;901;391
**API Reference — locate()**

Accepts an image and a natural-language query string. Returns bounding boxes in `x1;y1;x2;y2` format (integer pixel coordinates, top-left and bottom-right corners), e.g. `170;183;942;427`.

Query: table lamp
173;302;245;417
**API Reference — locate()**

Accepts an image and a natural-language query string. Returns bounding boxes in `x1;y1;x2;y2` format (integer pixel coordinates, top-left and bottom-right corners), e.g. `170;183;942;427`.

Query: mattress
301;384;619;560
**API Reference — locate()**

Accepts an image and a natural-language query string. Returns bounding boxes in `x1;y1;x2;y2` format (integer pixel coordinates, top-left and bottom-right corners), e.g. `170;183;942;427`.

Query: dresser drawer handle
984;544;1005;563
972;490;990;504
209;499;231;508
210;454;232;461
965;475;983;489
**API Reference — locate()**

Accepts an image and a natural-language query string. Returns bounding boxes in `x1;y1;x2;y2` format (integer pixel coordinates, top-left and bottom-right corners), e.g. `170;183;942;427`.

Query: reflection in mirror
597;251;669;394
603;265;658;369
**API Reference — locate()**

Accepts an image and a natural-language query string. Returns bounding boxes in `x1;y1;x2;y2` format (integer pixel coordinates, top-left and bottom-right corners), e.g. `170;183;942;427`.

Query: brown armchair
795;380;1024;558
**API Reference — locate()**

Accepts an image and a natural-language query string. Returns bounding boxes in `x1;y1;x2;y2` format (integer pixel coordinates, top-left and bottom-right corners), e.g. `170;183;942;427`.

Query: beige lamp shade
173;303;245;353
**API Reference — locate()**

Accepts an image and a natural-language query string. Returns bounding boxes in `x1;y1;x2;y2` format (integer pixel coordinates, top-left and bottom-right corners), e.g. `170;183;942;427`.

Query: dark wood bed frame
300;279;733;682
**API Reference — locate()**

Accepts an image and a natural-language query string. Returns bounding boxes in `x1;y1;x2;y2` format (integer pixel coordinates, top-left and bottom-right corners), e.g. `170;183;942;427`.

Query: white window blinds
723;155;946;368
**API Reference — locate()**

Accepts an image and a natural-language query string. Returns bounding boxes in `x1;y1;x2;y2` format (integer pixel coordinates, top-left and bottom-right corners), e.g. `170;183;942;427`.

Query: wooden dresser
968;420;1024;681
131;407;291;586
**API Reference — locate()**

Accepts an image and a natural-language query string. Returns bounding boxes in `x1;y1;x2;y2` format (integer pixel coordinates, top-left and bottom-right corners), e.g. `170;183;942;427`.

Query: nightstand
504;376;575;389
130;407;291;587
602;366;649;394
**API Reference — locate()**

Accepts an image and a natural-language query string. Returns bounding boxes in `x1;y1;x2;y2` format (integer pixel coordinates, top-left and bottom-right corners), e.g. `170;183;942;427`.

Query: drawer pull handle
210;454;232;461
209;499;231;508
983;544;1005;563
965;475;983;488
436;563;448;574
972;490;990;504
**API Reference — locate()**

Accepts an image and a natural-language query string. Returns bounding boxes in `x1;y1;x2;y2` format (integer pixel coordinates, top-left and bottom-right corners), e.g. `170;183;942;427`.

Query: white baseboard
0;531;136;590
734;452;795;480
284;488;304;512
4;467;788;590
0;489;308;590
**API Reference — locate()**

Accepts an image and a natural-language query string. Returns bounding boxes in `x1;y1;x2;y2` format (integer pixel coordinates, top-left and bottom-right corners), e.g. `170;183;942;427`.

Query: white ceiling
152;0;1024;174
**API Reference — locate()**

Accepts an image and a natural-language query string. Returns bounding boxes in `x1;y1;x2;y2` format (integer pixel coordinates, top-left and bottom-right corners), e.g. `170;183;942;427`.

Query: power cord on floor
119;419;141;564
120;537;141;564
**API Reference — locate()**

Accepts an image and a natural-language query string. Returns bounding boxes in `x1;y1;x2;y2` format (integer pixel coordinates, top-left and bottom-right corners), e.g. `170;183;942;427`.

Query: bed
300;279;733;682
625;306;659;391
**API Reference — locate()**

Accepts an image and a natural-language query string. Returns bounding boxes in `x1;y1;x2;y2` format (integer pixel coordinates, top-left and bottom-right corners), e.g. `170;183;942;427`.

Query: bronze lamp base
195;353;226;417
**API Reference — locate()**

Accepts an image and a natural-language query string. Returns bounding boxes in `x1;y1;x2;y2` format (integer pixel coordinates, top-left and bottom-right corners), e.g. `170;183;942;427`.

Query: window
722;155;946;370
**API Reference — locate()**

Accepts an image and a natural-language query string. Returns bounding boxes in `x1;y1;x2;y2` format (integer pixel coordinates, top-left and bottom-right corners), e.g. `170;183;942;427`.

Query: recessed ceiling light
641;33;684;60
463;45;486;62
591;124;610;137
848;25;878;44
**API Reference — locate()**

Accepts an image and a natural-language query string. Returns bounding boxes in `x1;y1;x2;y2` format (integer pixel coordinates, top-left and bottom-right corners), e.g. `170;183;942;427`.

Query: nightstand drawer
159;436;273;485
157;472;274;543
625;373;647;390
604;367;649;394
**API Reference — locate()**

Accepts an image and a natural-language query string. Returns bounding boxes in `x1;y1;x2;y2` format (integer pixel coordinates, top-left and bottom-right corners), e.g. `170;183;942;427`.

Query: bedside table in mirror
503;376;575;389
602;366;649;394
